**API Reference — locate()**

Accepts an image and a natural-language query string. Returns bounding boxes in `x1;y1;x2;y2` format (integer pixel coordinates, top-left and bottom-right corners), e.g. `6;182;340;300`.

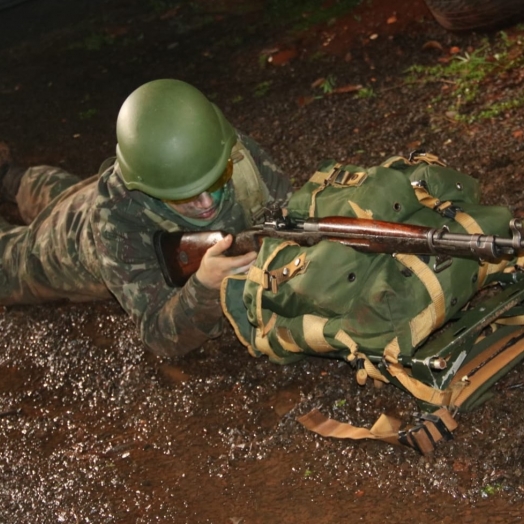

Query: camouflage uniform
0;133;292;357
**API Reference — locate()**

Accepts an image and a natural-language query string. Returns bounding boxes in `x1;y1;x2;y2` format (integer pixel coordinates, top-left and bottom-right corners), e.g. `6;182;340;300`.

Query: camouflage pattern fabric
0;134;291;357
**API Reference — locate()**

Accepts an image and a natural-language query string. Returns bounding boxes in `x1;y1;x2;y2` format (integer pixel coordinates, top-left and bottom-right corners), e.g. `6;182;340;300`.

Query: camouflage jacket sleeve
91;184;224;358
91;134;291;358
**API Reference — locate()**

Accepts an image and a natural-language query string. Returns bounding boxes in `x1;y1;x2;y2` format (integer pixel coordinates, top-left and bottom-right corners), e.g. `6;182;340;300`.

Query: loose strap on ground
297;407;457;455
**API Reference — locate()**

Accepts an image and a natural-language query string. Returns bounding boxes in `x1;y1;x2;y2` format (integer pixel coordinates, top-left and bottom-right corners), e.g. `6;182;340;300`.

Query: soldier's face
167;191;219;220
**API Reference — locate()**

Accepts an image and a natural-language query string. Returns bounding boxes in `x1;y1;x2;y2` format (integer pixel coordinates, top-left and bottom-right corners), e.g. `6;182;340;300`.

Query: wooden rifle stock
153;229;267;287
154;216;524;287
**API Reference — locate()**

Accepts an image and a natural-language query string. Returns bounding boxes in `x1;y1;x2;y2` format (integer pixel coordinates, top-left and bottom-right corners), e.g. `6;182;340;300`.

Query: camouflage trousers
0;166;111;305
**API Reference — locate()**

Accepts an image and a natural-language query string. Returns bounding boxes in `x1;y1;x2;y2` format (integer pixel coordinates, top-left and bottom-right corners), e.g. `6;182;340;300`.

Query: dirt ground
2;0;524;522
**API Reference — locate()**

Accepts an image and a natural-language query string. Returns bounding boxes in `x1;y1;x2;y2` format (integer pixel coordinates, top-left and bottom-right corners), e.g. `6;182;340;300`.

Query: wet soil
1;0;524;522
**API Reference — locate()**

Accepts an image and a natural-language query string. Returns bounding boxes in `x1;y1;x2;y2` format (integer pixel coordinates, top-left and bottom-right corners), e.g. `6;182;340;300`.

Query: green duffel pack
221;153;524;454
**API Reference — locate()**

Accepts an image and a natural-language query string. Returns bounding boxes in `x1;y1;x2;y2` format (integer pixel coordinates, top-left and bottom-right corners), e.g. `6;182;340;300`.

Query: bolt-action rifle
154;212;524;288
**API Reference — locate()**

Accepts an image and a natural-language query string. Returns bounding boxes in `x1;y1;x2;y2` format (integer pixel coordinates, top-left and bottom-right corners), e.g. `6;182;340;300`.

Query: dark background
1;1;524;522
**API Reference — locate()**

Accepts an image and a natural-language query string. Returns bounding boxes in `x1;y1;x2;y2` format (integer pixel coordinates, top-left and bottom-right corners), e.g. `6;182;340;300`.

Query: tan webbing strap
308;185;326;217
337;170;368;187
482;260;509;283
357;353;390;385
382;153;447;169
297;407;457;455
394;253;446;329
261;312;277;337
385;362;467;406
268;253;308;290
412;186;441;209
246;265;266;287
495;315;524;326
413;186;470;229
247;253;308;293
308;165;371;216
325;165;367;187
309;166;368;187
276;327;303;353
362;356;389;383
411;185;494;286
410;305;439;348
253;241;298;329
335;329;359;357
381;156;408;169
383;336;401;364
335;330;390;385
450;326;524;408
302;315;336;353
453;211;481;234
452;211;497;286
409;152;447;166
383;337;466;406
297;408;402;445
254;327;283;362
397;408;457;455
308;168;337;185
347;200;374;219
308;164;341;217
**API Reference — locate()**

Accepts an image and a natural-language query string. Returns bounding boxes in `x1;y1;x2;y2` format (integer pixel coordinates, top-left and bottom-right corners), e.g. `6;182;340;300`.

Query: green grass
357;87;375;99
480;483;503;497
78;108;98;120
253;80;273;98
318;75;337;94
68;32;115;51
405;30;524;123
265;0;362;31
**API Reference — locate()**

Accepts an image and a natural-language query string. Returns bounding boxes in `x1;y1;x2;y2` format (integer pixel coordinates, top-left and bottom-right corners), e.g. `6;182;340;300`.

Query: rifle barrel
297;216;522;261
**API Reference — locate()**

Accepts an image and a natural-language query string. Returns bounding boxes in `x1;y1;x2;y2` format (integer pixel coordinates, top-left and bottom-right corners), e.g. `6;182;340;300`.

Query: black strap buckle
418;412;455;441
326;166;350;185
408;149;427;163
398;412;455;454
438;204;461;220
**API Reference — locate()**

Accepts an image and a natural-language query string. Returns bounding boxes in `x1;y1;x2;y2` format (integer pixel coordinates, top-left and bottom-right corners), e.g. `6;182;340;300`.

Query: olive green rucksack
222;154;524;453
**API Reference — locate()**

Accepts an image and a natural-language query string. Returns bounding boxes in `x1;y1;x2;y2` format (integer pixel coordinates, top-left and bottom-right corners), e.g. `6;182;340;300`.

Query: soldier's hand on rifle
196;234;257;290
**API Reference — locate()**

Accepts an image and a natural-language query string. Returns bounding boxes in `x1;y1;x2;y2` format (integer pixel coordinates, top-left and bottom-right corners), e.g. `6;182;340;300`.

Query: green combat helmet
116;79;236;201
